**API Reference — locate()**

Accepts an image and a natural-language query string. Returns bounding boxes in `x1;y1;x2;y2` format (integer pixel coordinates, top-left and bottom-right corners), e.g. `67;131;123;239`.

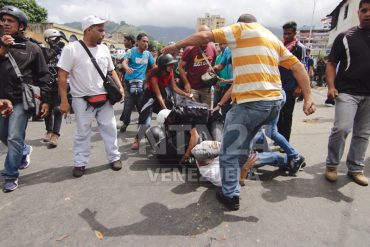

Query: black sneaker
110;160;122;171
72;166;85;178
289;155;306;175
3;178;19;193
120;124;128;133
324;98;335;107
216;190;240;211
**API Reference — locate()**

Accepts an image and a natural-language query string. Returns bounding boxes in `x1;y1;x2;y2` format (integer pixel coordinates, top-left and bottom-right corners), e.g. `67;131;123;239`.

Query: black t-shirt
328;26;370;95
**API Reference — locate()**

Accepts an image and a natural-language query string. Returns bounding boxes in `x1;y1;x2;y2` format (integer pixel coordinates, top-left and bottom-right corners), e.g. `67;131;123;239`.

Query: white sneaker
19;146;33;169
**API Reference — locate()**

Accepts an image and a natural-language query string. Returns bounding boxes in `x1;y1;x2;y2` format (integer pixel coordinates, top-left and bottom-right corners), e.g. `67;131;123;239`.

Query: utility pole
308;0;318;49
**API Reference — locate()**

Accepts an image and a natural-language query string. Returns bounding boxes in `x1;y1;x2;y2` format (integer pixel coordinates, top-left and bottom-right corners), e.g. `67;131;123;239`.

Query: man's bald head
198;25;211;32
237;14;257;23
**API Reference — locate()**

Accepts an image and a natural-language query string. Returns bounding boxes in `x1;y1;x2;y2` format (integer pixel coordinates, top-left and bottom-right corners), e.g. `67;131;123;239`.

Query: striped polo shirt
212;22;299;104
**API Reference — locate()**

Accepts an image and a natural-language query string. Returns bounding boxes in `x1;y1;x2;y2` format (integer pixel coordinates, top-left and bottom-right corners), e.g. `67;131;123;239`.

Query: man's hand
1;35;15;46
293;86;302;97
161;43;179;55
0;99;13;117
179;154;189;166
327;87;339;100
60;101;71;118
303;99;316;116
184;83;191;93
39;103;49;118
212;105;221;113
126;67;135;74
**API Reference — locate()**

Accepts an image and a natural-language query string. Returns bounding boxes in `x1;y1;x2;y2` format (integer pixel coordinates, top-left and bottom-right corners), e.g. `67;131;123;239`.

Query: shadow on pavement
19;164;110;186
257;162;370;203
79;189;258;237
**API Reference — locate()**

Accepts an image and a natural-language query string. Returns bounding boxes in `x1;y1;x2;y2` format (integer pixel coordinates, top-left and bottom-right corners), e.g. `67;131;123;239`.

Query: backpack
165;98;209;126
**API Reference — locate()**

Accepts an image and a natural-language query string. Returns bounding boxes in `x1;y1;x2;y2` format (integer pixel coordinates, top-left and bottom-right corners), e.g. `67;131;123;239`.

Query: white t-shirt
57;42;114;97
198;159;222;187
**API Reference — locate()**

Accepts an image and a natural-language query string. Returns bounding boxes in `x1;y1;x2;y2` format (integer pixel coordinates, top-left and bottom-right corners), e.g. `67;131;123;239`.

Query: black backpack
165;98;209;126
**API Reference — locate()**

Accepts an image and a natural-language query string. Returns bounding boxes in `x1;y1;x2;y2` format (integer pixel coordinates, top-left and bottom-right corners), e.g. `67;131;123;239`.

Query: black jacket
0;35;51;104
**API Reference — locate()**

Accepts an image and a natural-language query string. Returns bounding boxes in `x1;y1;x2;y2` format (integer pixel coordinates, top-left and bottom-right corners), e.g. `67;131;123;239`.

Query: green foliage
0;0;47;23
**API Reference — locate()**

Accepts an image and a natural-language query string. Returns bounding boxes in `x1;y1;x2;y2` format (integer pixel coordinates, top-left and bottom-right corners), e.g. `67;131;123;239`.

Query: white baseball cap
81;15;107;31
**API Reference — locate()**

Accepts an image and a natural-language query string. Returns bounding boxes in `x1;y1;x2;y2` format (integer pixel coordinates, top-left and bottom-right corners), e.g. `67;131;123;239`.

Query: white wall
328;0;360;46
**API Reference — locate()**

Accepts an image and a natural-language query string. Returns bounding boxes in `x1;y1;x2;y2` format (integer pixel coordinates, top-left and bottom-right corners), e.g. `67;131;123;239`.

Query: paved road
1;87;369;247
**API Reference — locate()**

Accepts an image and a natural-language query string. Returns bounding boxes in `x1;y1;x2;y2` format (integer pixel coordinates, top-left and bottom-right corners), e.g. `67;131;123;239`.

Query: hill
62;21;283;43
139;25;194;43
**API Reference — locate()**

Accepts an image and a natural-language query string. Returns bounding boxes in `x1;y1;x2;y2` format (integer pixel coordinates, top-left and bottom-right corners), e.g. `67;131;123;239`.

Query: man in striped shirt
162;13;315;210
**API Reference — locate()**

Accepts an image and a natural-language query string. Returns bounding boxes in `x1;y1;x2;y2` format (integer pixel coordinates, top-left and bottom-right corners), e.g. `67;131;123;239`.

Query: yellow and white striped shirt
212;22;299;104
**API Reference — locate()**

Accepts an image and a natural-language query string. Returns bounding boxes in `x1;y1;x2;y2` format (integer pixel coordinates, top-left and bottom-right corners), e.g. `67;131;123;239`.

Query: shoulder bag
7;52;42;116
79;40;122;105
199;48;220;87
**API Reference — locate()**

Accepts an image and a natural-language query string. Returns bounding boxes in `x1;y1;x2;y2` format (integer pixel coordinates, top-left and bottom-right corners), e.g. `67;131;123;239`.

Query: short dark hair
237;14;257;23
137;32;148;41
359;0;370;9
283;21;297;32
124;34;135;45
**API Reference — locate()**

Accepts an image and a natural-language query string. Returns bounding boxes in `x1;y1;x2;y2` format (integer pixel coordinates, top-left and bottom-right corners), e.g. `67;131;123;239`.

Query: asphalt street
0;87;369;247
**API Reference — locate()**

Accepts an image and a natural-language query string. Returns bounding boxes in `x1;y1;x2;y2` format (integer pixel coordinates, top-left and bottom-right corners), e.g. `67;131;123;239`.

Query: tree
0;0;47;23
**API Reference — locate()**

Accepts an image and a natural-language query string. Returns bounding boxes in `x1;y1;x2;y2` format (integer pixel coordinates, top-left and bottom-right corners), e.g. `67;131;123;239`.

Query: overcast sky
37;0;340;29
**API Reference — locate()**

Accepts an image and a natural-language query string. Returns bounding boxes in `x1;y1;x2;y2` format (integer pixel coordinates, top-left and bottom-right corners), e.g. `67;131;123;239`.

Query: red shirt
147;70;174;91
181;44;217;89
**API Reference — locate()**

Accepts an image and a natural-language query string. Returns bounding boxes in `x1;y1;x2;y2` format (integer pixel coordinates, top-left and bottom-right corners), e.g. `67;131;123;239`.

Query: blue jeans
219;100;281;198
256;152;287;167
265;91;298;159
120;80;143;124
0;103;30;179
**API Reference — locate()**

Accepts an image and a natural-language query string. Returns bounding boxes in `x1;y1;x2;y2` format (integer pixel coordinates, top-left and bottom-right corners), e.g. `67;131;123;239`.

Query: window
344;4;349;20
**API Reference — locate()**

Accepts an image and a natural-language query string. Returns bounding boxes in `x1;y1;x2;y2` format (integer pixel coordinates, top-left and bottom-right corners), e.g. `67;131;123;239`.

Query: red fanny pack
84;94;108;108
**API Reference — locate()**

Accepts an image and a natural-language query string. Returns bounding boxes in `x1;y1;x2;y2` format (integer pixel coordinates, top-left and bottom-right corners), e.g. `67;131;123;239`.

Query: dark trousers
44;90;62;135
277;90;296;142
120;80;143;124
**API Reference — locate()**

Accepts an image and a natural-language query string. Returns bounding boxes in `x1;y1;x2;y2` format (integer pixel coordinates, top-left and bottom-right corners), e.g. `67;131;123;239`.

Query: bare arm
213;63;225;72
58;68;70;118
169;75;192;98
290;62;316;115
325;62;338;99
212;85;233;113
161;31;215;54
180;128;200;165
122;58;134;74
178;60;191;93
151;79;167;110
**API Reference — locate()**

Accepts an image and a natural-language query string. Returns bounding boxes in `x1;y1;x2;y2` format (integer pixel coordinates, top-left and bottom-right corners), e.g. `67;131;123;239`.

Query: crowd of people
0;1;369;212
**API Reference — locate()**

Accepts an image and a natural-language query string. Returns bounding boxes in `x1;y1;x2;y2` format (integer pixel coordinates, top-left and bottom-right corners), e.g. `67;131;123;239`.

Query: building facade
196;13;225;31
297;26;330;56
327;0;361;46
25;23;122;49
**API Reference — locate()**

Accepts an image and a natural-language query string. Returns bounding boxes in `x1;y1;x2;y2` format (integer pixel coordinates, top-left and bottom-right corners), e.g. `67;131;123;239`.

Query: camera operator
41;29;68;148
0;6;51;192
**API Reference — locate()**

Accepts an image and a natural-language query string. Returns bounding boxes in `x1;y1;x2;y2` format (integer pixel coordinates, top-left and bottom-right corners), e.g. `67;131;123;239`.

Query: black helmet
157;54;177;69
145;126;165;146
0;6;28;29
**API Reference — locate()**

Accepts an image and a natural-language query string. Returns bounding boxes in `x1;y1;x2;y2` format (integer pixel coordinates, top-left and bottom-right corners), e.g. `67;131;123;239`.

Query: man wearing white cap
58;15;124;177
